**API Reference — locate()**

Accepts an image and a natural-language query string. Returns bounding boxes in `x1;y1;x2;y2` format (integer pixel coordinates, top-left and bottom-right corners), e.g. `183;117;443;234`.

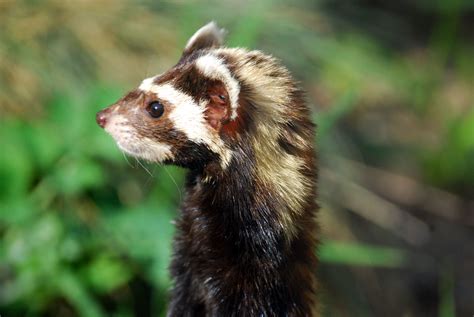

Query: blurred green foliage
0;86;181;316
1;0;473;316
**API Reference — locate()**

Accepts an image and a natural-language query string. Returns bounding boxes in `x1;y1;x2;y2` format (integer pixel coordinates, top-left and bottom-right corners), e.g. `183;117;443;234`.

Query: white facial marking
140;83;211;142
139;82;233;168
195;54;240;120
139;77;156;91
104;113;174;162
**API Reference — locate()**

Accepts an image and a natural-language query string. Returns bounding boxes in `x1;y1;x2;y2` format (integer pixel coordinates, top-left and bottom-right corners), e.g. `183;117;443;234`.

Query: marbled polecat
97;22;319;317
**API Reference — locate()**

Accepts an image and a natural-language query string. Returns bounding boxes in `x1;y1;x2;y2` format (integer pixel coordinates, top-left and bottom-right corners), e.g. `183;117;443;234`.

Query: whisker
135;157;154;177
122;151;134;168
163;165;183;201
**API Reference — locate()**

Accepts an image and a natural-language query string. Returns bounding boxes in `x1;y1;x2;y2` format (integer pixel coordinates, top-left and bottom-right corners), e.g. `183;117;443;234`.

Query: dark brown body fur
167;88;318;316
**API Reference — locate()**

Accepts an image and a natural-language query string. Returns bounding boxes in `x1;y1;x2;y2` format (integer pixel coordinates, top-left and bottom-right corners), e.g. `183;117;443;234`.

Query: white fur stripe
139;81;232;168
152;84;210;143
195;54;240;120
139;77;156;91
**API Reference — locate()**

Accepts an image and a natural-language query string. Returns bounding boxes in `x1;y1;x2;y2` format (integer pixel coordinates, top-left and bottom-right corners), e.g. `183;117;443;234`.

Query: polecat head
96;22;238;170
97;22;313;174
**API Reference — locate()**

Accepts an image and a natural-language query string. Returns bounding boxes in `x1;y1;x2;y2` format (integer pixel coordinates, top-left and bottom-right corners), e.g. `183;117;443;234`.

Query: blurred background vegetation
0;0;473;316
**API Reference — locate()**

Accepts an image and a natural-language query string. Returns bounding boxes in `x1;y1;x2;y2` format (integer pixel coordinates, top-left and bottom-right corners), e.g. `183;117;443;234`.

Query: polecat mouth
97;110;174;163
108;130;173;162
115;137;174;163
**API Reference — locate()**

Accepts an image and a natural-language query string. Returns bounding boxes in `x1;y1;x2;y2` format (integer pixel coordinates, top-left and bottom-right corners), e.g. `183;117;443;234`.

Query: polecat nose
96;109;109;128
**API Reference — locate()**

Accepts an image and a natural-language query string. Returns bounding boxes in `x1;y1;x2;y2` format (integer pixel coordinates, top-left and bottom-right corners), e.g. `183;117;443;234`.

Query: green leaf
103;204;175;287
83;254;132;294
56;270;106;317
319;240;407;268
439;266;455;317
51;157;105;195
0;120;34;202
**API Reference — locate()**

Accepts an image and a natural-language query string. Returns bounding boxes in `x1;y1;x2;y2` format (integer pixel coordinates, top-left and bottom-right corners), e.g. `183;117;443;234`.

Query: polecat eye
147;101;164;118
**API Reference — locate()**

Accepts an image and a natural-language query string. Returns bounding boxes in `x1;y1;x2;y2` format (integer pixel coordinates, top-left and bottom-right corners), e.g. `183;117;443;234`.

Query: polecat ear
205;81;231;131
182;22;226;58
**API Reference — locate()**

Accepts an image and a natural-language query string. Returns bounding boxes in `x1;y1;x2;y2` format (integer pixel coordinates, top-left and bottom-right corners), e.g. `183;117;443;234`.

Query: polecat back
97;22;319;316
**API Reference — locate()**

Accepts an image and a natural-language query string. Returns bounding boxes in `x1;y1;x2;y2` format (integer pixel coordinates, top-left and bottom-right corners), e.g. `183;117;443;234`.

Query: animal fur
96;22;319;316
